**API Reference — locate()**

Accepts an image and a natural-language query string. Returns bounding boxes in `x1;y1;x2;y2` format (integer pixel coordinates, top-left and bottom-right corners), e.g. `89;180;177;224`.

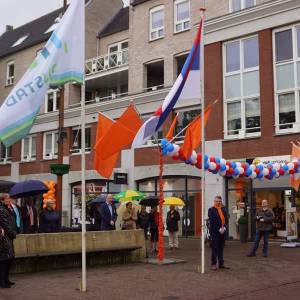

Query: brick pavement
0;239;300;300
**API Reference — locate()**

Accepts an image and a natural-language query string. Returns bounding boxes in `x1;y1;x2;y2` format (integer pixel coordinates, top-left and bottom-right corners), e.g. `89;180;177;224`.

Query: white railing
85;49;129;76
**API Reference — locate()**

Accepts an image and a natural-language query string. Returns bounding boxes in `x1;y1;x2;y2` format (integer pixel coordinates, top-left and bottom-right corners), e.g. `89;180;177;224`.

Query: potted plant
238;216;248;243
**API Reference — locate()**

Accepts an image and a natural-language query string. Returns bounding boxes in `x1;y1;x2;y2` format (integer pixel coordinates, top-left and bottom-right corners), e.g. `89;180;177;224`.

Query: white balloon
288;162;294;170
275;172;280;178
262;168;269;176
209;162;217;170
173;144;180;153
274;163;280;171
220;158;227;165
226;165;229;171
250;164;256;171
236;162;242;168
250;172;257;179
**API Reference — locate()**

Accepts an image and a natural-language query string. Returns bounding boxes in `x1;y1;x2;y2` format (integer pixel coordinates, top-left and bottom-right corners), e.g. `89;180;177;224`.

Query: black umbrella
90;195;106;205
9;180;48;198
0;180;16;193
140;196;159;207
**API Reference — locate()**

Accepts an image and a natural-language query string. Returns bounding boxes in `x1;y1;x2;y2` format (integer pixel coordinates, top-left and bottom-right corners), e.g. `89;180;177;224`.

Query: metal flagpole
200;8;206;274
81;0;87;292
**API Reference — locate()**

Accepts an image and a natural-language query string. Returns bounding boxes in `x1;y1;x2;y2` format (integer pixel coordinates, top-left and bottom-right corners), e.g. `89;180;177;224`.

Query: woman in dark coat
148;206;159;254
166;205;181;249
137;205;149;240
0;193;17;288
39;199;61;233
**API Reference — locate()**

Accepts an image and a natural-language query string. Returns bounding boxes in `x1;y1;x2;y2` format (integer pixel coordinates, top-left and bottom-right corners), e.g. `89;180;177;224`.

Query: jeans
250;230;269;256
168;231;179;248
211;234;225;266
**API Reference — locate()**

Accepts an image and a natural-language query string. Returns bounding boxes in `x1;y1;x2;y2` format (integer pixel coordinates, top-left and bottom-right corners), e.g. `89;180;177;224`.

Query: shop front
70;179;121;227
226;165;300;241
137;175;202;237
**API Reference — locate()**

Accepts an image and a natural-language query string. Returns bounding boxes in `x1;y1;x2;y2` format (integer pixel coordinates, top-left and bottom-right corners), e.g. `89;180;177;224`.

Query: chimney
6;25;13;32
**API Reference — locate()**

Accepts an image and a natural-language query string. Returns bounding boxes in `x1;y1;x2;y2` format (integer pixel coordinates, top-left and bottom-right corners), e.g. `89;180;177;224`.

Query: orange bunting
166;113;179;141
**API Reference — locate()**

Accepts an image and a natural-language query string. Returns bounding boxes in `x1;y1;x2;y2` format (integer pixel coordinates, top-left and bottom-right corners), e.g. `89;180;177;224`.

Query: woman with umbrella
0;193;17;288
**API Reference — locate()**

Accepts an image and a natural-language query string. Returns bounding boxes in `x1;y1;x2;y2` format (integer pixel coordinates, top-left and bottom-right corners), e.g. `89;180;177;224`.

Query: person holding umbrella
149;206;159;254
0;193;17;288
39;199;61;233
21;198;38;234
166;205;181;250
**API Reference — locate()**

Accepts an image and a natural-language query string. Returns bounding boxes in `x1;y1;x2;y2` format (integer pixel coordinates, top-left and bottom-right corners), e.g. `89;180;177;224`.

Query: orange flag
96;104;143;160
166;113;179;141
94;114;119;178
181;106;212;159
290;142;300;191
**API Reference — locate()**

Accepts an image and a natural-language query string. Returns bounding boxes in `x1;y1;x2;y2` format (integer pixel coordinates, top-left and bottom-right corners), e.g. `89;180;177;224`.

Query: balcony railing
85;49;129;76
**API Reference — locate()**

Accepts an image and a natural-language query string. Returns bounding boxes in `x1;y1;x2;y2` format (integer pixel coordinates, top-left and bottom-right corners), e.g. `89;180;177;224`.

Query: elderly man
208;196;228;271
247;199;274;258
100;194;117;231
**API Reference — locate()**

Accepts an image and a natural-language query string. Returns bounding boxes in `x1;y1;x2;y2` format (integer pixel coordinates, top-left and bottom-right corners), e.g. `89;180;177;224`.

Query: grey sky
0;0;128;35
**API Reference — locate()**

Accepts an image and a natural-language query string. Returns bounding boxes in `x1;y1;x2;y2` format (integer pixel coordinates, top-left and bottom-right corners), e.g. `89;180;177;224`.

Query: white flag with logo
0;0;84;147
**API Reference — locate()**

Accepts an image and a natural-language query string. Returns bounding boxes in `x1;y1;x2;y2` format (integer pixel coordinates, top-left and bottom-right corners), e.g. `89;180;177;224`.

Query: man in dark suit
100;194;117;231
208;195;228;271
21;198;38;234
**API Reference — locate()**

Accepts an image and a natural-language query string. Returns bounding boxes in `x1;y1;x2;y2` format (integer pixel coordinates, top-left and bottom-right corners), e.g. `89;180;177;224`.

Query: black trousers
0;259;12;285
211;234;225;266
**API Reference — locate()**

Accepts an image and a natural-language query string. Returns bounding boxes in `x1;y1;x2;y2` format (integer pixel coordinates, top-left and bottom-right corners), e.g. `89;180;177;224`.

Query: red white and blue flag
132;16;204;148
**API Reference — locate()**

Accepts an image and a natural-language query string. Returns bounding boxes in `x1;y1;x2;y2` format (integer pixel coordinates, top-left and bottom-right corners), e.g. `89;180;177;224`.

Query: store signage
253;155;291;165
114;173;128;185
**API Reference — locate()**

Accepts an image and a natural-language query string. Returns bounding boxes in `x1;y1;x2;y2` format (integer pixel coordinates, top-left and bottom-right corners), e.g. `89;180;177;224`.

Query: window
150;6;164;41
43;132;58;159
274;25;300;133
108;40;129;68
174;109;200;141
174;0;190;33
11;35;29;47
0;143;12;164
21;136;36;161
70;127;91;154
145;60;164;91
45;89;60;113
230;0;255;12
6;61;14;86
223;35;260;138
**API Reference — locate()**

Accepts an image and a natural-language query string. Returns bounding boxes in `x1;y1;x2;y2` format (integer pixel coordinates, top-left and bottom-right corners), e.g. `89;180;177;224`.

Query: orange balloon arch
42;180;57;208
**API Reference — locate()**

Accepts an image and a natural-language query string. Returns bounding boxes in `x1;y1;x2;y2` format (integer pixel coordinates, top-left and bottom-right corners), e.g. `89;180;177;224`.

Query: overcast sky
0;0;129;35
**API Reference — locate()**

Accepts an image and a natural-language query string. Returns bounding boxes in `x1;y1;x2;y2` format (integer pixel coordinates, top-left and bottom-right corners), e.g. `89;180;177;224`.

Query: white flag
0;0;84;147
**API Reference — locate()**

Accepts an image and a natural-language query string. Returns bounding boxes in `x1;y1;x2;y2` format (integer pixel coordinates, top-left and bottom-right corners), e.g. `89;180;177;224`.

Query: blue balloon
212;169;218;174
231;162;236;169
271;168;276;176
215;157;221;164
204;162;209;170
282;164;288;172
161;138;168;146
257;164;263;171
257;173;263;179
246;169;252;177
233;168;239;176
204;154;209;162
220;164;226;172
166;143;174;152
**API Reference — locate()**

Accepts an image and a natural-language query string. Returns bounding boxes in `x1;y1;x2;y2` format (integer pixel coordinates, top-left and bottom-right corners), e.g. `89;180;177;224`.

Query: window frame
43;131;58;160
70;126;92;155
223;35;261;140
149;5;165;42
174;0;191;34
45;89;60;113
0;143;12;164
6;60;14;86
229;0;256;13
273;24;300;134
21;135;36;162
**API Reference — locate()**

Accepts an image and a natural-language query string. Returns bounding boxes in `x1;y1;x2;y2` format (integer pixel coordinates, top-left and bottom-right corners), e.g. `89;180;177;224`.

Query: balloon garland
43;180;57;208
161;139;300;180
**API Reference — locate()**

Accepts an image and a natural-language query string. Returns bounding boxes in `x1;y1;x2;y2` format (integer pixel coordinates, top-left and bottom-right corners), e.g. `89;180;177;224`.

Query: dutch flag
132;16;203;148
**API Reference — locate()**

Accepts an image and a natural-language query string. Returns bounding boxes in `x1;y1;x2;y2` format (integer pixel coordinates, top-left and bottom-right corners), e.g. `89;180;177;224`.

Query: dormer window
11;35;29;47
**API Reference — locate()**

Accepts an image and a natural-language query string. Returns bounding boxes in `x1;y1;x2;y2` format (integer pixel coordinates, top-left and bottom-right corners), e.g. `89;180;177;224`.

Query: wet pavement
1;238;300;300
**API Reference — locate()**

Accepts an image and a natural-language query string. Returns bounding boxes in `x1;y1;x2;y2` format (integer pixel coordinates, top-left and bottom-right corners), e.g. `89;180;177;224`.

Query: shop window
230;0;255;12
45;89;60;113
0;142;12;164
274;25;300;133
43;132;58;160
174;0;190;33
149;6;164;41
6;61;14;86
21;135;36;162
70;127;91;154
145;60;164;91
223;35;261;139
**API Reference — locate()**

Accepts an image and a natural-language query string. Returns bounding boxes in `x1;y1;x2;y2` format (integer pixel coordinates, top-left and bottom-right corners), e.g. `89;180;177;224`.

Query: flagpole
200;8;206;274
81;0;87;292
